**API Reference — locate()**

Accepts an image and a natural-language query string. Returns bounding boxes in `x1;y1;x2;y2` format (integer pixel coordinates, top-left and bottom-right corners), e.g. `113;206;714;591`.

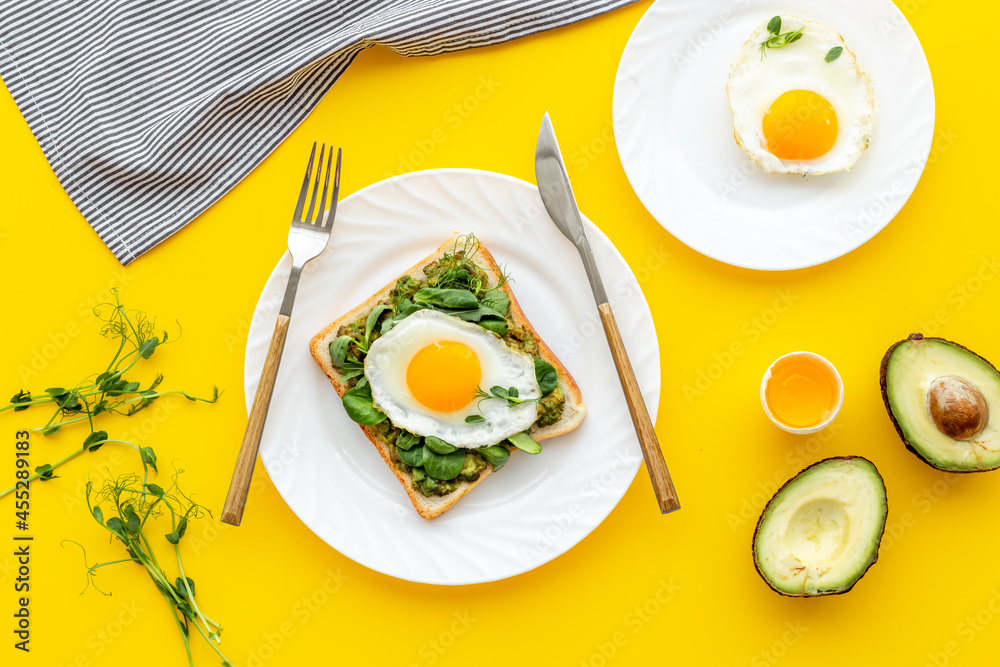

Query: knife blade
535;112;680;514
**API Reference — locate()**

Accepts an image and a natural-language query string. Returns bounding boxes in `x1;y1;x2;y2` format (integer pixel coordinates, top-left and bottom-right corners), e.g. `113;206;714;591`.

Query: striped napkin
1;0;634;264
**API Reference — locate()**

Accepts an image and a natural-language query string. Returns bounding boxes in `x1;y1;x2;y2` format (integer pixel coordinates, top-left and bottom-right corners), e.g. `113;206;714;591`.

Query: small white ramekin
760;351;844;434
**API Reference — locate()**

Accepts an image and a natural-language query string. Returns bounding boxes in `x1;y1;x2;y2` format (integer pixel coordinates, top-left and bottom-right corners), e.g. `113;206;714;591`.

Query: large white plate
613;0;935;270
244;169;660;585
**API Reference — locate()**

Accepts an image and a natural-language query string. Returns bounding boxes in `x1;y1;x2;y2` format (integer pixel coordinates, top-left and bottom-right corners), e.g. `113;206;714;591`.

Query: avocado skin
751;456;888;598
879;333;1000;473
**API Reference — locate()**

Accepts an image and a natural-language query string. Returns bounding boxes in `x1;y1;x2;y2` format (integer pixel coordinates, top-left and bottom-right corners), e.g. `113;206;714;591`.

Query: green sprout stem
3;291;219;439
175;545;222;642
80;469;229;666
158;588;195;667
0;438;150;500
31;389;217;433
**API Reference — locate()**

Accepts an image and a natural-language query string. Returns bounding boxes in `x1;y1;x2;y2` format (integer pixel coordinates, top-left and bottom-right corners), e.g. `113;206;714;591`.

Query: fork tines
294;142;341;227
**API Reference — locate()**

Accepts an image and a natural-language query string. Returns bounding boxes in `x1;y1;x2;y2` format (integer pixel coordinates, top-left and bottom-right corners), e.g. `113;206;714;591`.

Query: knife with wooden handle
534;112;680;514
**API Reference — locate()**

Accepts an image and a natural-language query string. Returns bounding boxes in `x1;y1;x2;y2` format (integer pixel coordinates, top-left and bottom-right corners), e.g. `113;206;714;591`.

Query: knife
535;112;680;514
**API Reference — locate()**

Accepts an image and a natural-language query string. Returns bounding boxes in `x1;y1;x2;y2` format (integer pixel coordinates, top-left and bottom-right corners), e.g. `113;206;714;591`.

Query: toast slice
309;236;586;518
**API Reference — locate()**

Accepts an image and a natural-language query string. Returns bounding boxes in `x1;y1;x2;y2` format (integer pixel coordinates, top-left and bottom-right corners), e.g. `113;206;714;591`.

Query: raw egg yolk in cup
765;354;839;429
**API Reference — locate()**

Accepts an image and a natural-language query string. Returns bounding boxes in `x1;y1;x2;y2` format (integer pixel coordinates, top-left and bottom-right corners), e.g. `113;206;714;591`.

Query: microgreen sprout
66;467;231;666
0;431;157;498
1;291;219;497
434;234;511;297
475;385;537;408
759;16;804;59
466;360;558;422
4;290;219;431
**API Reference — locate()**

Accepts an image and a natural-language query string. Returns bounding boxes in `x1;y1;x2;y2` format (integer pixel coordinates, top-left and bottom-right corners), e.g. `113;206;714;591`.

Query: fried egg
364;309;539;448
727;15;876;175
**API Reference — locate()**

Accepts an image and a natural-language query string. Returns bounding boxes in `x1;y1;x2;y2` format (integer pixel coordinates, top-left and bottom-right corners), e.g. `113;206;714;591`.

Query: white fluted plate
244;169;659;585
613;0;935;270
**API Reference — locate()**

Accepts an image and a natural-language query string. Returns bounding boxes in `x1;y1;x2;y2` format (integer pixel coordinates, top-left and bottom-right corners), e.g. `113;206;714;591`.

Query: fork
221;142;341;526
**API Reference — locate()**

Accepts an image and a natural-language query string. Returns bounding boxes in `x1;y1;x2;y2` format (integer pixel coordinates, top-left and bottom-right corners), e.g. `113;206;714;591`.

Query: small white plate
244;169;660;585
613;0;935;270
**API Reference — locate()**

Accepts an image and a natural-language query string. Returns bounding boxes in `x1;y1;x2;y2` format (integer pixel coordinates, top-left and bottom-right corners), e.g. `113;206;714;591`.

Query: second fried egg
727;15;876;175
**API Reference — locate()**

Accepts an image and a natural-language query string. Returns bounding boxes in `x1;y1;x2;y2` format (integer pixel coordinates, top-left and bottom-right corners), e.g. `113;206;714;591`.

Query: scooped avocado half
880;333;1000;472
753;457;887;597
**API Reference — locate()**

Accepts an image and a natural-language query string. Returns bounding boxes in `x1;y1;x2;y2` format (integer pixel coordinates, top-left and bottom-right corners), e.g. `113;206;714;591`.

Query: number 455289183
15;431;29;530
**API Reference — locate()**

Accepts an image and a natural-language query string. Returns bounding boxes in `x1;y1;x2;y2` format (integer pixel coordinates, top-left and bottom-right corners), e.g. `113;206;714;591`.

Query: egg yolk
406;341;482;412
761;90;838;161
765;356;838;428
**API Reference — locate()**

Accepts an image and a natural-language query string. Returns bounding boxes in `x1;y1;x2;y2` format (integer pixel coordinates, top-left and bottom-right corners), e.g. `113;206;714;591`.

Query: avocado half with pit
753;456;887;597
881;333;1000;472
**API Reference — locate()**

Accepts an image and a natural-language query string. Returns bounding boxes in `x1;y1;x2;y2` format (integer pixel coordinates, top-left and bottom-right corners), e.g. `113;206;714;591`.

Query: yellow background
1;1;995;665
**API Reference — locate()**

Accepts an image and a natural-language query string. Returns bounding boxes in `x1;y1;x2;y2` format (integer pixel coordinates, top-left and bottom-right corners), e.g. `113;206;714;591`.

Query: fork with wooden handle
221;143;341;526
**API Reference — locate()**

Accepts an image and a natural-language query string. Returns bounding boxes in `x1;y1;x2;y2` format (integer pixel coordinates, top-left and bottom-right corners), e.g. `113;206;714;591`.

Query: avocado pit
928;376;988;441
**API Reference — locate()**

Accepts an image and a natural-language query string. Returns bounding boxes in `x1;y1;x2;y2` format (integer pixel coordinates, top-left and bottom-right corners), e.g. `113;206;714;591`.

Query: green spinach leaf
478;445;510;472
446;305;507;322
424;436;458;454
478;319;508;337
342;384;387;425
364;305;392;347
396;430;421;451
534;359;558;396
381;300;424;334
481;290;510;317
508;432;542;455
397;443;426;467
423;449;466;480
340;361;365;380
329;335;354;368
413;288;480;310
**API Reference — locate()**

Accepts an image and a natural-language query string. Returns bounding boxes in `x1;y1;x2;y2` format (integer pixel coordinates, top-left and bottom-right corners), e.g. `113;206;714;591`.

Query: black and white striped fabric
1;0;634;264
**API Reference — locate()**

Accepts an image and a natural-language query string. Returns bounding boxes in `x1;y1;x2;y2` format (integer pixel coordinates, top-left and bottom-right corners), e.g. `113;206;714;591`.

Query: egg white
727;15;876;175
364;309;539;449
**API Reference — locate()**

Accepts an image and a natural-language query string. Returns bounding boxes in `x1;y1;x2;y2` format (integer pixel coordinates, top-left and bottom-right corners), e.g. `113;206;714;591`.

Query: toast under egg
309;236;586;518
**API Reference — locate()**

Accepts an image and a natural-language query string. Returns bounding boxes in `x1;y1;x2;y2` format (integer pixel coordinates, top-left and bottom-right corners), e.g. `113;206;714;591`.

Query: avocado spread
333;248;565;497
